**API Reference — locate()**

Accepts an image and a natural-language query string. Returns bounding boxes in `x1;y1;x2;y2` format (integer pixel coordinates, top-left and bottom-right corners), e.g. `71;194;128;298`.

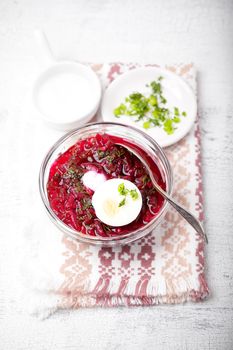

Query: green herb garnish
118;183;139;207
113;77;187;135
114;103;127;117
118;183;128;196
130;189;139;200
118;198;126;207
163;119;175;135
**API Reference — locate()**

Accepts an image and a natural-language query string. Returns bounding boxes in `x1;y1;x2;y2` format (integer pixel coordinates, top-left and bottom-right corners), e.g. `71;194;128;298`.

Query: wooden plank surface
0;0;232;349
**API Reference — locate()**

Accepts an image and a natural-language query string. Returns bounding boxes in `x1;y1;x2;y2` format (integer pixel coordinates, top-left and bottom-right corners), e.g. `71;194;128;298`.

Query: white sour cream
36;71;92;121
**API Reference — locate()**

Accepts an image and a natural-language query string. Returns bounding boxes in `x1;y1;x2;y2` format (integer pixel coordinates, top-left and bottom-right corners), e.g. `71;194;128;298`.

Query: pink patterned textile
55;63;209;309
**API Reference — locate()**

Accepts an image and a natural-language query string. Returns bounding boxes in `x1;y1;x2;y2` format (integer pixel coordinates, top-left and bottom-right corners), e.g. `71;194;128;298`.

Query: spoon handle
34;29;55;68
154;185;208;243
116;142;208;244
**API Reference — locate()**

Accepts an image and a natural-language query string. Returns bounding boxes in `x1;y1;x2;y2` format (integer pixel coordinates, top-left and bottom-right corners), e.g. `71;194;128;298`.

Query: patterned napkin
18;62;209;318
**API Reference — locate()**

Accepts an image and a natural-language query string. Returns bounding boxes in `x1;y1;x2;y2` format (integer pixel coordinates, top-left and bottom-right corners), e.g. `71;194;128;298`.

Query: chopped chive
174;107;180;116
173;116;181;123
143;121;151;129
118;198;126;207
113;77;187;135
118;183;128;196
130;189;139;200
118;183;139;207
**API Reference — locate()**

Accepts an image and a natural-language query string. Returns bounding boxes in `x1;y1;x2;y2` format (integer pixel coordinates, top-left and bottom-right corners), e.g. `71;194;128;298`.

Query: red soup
47;133;166;237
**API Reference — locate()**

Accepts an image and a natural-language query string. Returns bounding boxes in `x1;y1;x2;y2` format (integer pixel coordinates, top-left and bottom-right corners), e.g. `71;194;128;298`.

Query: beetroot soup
47;133;166;237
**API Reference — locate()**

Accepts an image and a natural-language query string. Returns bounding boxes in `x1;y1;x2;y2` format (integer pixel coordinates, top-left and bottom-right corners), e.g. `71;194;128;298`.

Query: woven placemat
18;62;209;318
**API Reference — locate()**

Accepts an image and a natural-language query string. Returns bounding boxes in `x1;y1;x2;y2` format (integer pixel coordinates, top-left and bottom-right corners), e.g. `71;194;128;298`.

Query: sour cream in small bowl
32;30;101;131
33;62;101;131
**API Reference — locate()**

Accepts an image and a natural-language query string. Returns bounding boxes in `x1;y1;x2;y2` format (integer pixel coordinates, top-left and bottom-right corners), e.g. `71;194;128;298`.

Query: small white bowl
33;61;101;131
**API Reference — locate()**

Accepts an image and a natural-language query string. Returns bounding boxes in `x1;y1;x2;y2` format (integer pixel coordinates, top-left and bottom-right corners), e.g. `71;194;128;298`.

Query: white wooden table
0;0;232;349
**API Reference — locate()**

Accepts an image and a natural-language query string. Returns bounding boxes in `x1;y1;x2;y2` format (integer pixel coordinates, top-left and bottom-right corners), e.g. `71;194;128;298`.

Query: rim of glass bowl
39;122;173;246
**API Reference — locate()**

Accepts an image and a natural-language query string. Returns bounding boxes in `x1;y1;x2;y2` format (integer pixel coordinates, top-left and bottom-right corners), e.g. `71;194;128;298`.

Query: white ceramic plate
101;67;197;147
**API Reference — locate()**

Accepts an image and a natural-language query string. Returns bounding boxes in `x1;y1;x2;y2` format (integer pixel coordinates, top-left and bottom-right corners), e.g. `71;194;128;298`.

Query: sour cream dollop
82;171;106;191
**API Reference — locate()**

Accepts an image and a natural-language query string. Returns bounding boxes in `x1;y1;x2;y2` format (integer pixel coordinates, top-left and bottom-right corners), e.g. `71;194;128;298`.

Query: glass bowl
39;122;173;246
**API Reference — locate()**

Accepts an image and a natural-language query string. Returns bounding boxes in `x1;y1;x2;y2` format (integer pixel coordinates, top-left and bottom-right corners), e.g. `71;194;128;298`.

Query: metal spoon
118;143;208;243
